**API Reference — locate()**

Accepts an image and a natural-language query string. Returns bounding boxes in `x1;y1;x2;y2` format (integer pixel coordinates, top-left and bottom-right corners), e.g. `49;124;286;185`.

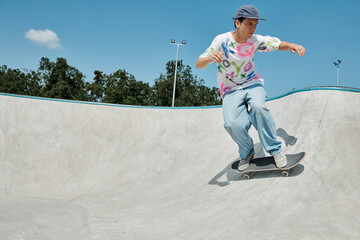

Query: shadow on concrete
277;128;297;147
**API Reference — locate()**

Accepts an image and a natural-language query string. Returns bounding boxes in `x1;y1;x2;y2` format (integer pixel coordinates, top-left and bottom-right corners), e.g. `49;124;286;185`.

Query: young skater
196;5;305;171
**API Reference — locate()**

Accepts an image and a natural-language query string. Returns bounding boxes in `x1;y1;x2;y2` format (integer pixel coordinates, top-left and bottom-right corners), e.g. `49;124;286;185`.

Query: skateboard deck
231;152;306;179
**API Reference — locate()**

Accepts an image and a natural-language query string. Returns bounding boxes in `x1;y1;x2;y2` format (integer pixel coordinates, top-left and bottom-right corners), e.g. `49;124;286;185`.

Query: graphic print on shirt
203;47;216;57
221;39;235;58
200;32;281;98
236;42;255;57
244;61;252;72
257;42;267;51
266;37;280;52
218;41;257;96
220;42;256;87
231;61;245;78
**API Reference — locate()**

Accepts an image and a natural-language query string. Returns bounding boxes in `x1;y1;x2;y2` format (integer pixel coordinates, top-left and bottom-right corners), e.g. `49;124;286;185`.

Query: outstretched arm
279;41;305;57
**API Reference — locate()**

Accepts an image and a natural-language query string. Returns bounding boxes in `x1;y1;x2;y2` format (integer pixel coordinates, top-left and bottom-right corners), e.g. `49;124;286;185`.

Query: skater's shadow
277;128;297;147
255;128;298;157
209;128;301;187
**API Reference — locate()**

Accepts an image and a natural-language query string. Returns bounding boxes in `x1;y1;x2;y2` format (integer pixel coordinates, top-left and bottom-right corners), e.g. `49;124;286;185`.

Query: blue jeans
222;85;282;159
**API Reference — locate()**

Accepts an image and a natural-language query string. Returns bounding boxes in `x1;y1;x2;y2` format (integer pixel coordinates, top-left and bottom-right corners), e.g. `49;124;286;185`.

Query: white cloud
25;29;61;49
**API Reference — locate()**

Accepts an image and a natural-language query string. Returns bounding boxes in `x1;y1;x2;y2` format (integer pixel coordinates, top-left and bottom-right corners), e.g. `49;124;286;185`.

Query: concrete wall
1;88;359;239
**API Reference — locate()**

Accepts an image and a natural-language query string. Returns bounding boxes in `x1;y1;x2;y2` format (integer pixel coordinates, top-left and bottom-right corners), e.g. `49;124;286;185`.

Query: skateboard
231;152;306;179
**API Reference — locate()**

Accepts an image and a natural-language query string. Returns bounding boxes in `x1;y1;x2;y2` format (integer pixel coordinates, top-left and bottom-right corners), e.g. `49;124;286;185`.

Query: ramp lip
266;86;360;102
0;92;222;109
1;86;359;109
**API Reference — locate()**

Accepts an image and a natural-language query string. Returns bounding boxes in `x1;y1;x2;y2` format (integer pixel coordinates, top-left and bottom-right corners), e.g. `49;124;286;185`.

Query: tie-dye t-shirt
200;32;281;98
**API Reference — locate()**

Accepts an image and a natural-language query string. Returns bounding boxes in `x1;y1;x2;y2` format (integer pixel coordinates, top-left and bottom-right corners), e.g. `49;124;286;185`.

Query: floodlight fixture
333;59;342;86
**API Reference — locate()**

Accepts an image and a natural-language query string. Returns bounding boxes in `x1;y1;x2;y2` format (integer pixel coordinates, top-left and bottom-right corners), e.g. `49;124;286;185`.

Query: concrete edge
1;86;359;110
266;86;360;101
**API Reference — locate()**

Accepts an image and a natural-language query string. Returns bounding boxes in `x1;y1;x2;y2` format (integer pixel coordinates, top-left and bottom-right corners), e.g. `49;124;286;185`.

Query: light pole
171;39;186;107
333;59;341;86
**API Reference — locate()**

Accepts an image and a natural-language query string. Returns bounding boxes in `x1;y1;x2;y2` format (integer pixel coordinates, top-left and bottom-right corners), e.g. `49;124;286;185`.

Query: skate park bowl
1;86;359;239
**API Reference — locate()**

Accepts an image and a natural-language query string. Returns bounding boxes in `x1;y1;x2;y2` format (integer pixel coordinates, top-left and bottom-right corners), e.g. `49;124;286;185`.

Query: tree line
0;57;221;106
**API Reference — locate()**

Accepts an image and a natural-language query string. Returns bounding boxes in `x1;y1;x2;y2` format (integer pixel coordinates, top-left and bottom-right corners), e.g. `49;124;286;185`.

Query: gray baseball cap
232;5;266;21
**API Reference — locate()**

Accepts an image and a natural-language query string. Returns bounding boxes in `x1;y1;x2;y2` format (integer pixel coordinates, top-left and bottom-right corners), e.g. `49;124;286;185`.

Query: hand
290;44;305;57
208;51;224;63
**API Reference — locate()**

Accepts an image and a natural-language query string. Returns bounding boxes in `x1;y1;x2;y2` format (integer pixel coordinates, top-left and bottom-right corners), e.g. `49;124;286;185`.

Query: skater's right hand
196;51;224;69
208;51;224;63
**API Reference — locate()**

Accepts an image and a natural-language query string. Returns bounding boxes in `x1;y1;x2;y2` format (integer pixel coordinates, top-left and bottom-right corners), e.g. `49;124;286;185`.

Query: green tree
0;65;42;96
0;65;27;94
100;69;152;106
1;58;221;107
39;57;88;100
26;70;42;96
151;71;174;106
86;70;105;102
152;60;221;106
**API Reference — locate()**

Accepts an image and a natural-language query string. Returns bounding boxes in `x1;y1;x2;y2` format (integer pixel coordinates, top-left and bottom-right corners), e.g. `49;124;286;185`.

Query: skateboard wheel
282;171;289;177
244;174;250;180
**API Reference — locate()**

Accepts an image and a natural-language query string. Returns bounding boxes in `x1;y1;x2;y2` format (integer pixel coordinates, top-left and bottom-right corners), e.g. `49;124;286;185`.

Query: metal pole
333;59;341;87
172;44;179;108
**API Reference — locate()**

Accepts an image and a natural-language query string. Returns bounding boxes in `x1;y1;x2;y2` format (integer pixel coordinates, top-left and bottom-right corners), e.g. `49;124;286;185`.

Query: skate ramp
0;87;359;240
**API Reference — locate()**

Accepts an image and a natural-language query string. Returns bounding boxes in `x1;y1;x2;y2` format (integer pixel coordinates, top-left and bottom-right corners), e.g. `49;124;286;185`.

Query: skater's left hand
290;44;305;57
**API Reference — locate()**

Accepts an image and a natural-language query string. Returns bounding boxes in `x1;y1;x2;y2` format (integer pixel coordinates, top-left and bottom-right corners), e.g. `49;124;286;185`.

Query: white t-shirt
200;32;281;98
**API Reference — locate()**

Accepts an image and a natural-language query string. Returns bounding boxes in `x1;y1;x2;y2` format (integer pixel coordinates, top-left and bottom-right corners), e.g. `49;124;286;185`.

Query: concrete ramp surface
1;87;359;240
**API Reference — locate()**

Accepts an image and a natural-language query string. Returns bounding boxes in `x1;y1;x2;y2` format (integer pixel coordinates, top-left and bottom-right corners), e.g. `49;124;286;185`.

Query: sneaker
273;152;287;168
238;154;254;171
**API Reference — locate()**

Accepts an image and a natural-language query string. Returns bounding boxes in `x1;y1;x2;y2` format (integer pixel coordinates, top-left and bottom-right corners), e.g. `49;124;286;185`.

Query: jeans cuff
270;148;282;156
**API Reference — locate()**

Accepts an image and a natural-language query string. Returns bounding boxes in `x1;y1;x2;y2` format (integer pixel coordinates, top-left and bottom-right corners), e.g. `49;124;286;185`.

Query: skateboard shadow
208;128;301;187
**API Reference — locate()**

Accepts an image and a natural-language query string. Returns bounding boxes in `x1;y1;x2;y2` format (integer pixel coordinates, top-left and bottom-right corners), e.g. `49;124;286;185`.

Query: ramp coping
1;86;359;109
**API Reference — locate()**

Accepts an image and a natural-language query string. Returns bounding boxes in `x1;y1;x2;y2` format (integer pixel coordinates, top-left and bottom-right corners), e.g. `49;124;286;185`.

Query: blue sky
1;0;359;98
